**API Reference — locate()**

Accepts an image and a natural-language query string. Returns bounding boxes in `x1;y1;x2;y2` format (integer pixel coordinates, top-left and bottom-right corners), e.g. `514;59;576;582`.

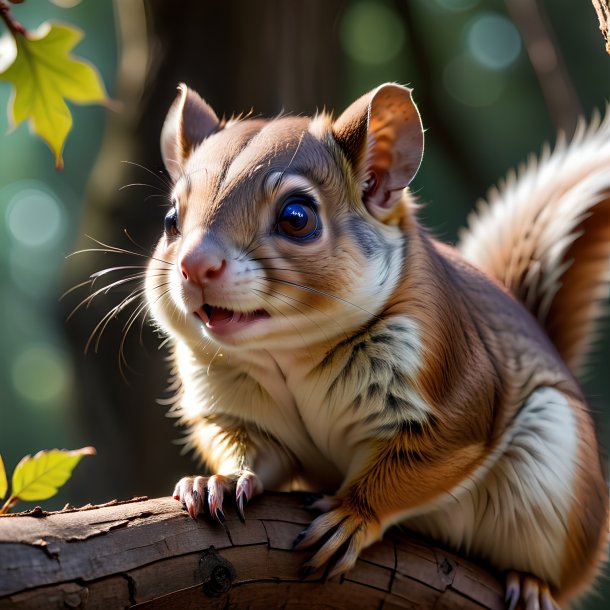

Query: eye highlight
276;194;320;241
164;205;180;237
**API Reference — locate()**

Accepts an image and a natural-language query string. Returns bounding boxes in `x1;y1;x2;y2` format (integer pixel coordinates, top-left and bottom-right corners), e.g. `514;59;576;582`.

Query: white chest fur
175;315;430;486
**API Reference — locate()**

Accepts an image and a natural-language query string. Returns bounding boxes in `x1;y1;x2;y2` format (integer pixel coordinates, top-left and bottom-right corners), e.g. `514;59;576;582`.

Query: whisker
118;295;162;375
61;278;101;301
121;290;154;334
67;273;169;322
249;255;304;263
267;277;378;319
86;290;145;354
90;265;151;279
207;344;224;375
256;284;353;344
239;236;268;262
272;130;306;195
90;281;171;358
252;288;322;363
119;182;167;193
258;265;330;284
68;235;172;268
115;284;173;380
124;229;156;255
121;160;173;190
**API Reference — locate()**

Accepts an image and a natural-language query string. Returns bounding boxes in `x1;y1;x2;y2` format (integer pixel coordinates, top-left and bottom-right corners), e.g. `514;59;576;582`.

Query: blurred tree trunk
60;0;344;502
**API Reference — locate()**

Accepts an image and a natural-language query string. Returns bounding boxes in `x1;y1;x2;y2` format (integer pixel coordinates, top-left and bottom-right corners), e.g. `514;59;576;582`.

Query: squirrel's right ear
161;84;220;181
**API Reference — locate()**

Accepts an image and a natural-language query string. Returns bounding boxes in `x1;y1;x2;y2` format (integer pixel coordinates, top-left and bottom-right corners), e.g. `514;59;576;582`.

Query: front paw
505;571;559;610
172;471;262;522
293;501;381;578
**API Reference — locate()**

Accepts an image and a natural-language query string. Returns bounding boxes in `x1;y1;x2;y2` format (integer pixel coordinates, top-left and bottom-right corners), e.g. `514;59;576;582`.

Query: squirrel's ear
161;84;220;181
332;83;424;223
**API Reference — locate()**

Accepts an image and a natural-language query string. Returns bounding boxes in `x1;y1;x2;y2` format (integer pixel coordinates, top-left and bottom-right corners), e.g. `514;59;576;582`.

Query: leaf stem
0;496;18;515
0;1;26;36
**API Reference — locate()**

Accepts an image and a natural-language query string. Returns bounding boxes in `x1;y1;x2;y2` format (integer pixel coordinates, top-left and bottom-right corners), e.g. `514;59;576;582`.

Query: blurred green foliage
0;0;116;503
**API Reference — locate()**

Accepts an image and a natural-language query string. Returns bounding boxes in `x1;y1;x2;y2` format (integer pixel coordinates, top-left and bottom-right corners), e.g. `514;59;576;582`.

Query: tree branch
592;0;610;53
0;493;505;609
505;0;582;136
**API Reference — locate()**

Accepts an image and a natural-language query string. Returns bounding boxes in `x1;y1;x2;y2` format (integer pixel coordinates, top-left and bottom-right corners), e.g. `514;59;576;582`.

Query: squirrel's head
146;83;424;352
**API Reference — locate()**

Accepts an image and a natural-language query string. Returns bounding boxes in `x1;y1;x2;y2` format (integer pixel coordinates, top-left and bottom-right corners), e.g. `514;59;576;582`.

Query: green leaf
0;21;108;169
11;446;96;502
0;454;7;500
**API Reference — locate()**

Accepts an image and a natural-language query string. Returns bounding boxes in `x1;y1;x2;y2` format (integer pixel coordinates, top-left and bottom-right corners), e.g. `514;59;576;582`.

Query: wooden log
0;493;504;609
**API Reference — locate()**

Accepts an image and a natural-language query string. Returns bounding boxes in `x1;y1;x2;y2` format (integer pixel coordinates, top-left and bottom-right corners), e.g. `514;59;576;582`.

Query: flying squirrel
142;83;609;609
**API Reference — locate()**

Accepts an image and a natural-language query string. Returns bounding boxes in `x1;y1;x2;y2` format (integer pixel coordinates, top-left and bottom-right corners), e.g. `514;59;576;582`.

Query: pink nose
179;250;227;285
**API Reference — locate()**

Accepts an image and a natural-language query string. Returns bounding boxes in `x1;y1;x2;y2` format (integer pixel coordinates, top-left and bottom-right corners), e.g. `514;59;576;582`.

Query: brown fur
146;84;609;608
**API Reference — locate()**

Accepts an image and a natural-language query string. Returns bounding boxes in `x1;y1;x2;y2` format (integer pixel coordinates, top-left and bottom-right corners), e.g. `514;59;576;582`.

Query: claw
523;577;541;610
505;575;520;610
307;518;362;574
236;491;247;523
172;471;262;523
294;501;380;581
295;510;346;550
235;471;261;522
541;592;557;610
505;571;559;610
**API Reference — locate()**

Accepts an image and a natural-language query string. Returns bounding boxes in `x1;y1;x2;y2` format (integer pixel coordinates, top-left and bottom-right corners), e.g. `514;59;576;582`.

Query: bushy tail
458;109;610;376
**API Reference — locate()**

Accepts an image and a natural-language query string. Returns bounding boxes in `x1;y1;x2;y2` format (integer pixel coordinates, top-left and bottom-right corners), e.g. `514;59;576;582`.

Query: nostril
180;262;189;281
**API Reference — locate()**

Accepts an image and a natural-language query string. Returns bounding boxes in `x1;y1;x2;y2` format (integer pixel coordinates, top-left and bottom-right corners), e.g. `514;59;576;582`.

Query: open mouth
195;304;270;335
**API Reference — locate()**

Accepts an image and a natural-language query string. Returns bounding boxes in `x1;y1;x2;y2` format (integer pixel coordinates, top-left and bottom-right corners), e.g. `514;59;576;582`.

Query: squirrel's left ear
161;83;221;181
333;83;424;223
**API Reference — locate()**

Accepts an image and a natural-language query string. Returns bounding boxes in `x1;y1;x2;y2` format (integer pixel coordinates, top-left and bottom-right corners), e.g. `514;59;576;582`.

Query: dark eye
277;195;320;240
164;206;179;237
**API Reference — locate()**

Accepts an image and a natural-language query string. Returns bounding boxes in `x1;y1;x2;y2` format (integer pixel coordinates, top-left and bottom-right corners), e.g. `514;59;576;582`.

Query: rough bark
592;0;610;53
0;493;504;609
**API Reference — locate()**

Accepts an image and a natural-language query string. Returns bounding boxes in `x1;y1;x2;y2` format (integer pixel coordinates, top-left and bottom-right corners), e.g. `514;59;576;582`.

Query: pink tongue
207;307;236;328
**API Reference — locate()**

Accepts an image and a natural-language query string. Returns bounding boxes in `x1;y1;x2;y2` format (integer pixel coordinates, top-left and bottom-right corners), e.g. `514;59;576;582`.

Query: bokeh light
5;185;65;248
467;13;522;70
11;343;72;408
340;1;405;65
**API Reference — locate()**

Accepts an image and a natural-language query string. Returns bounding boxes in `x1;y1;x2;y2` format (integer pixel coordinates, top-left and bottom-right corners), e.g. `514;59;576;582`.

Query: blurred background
0;0;608;603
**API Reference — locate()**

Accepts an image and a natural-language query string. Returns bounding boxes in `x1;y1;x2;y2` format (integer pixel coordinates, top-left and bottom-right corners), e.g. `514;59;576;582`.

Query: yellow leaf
0;21;108;169
0;454;7;500
11;446;96;502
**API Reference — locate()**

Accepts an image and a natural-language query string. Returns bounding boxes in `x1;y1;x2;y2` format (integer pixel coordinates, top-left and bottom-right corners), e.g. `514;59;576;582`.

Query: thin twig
0;1;26;36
